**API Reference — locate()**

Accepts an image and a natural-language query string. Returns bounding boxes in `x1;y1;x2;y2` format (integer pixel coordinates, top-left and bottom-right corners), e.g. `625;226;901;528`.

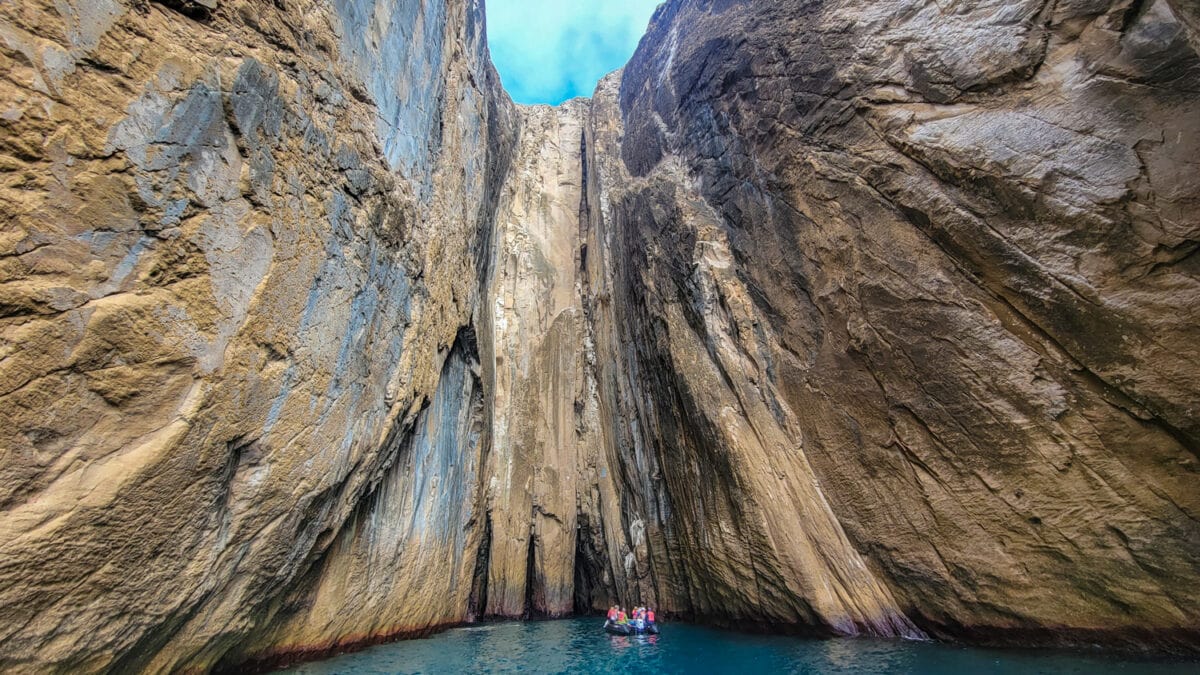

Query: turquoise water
277;618;1197;674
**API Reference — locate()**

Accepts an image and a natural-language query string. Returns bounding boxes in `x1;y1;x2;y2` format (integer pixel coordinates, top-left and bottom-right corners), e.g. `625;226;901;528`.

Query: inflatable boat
604;620;660;636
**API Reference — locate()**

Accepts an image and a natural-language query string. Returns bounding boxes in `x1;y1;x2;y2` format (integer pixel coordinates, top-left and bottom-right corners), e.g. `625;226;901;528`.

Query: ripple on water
276;618;1199;675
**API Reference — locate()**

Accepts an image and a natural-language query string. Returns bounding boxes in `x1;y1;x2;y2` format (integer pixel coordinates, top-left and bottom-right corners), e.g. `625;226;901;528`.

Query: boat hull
603;621;659;636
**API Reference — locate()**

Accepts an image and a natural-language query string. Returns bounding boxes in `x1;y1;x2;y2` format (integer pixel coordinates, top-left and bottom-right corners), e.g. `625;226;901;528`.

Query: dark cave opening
467;511;492;620
572;511;610;615
522;528;541;618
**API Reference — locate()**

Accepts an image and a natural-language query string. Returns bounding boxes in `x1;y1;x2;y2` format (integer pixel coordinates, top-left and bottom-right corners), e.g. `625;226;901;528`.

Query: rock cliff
0;0;1197;671
1;0;513;670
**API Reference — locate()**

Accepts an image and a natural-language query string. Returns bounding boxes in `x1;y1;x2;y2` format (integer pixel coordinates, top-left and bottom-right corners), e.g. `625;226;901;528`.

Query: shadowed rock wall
0;0;1197;671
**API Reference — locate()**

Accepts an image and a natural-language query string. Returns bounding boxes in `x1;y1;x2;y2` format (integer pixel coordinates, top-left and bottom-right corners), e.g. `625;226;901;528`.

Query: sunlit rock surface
0;0;513;670
581;69;924;639
482;101;592;618
0;0;1197;671
610;0;1200;650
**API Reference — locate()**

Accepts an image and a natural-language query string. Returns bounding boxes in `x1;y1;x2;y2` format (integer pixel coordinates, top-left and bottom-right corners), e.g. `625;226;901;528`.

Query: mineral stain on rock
0;0;1197;672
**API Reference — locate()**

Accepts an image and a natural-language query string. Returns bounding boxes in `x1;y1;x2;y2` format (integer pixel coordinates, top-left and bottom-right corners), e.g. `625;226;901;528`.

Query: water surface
277;618;1197;674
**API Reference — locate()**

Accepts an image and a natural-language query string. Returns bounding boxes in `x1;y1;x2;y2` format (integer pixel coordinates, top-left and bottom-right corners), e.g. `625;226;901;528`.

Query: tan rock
1;0;1197;671
0;0;512;670
610;0;1200;651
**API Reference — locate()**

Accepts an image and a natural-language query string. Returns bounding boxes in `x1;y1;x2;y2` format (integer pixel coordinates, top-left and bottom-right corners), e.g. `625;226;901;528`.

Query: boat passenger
647;608;656;623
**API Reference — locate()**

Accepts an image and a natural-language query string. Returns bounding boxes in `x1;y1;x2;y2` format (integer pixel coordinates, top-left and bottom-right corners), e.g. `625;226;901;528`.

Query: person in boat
605;605;617;627
647;607;656;625
634;607;645;632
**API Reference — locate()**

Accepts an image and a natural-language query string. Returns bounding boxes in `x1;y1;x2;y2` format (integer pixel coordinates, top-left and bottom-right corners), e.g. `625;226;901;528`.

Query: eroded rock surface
0;0;1197;671
0;0;513;670
608;0;1200;650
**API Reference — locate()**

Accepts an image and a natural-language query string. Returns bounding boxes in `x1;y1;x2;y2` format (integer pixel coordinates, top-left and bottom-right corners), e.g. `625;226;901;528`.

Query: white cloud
486;0;663;104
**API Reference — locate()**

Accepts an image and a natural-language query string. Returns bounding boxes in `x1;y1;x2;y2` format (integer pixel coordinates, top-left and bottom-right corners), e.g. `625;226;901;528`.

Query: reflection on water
277;618;1198;675
607;633;658;654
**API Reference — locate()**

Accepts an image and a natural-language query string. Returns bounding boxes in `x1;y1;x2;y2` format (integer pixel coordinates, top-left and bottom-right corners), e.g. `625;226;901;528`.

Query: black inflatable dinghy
604;620;659;636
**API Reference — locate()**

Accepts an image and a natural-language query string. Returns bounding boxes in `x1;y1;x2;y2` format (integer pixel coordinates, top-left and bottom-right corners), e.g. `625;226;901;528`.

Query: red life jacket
647;610;655;622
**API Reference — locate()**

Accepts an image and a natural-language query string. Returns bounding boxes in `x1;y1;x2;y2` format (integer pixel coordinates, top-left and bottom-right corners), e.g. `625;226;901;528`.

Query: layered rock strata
0;0;513;671
0;0;1197;671
608;0;1200;650
482;101;594;618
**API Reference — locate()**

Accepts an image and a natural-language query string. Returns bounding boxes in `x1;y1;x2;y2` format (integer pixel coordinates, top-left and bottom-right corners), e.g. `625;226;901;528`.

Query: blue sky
486;0;663;105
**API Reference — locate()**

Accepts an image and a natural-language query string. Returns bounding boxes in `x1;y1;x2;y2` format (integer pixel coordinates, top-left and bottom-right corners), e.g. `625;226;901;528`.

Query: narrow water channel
275;618;1198;674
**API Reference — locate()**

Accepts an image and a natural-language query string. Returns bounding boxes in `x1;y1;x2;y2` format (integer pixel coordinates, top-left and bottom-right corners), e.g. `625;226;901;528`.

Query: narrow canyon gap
0;0;1198;672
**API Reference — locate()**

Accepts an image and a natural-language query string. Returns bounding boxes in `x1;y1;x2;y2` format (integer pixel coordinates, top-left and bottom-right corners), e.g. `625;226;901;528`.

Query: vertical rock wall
0;0;516;671
224;330;489;667
477;100;637;620
580;71;925;638
607;0;1200;651
482;102;590;617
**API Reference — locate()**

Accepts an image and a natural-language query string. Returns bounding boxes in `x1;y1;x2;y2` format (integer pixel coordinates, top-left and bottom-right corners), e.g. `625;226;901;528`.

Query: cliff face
0;0;513;670
605;0;1200;649
0;0;1197;671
